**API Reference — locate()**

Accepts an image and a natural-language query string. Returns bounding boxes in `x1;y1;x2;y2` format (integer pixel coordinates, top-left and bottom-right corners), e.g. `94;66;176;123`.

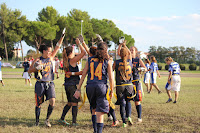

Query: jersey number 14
90;62;102;80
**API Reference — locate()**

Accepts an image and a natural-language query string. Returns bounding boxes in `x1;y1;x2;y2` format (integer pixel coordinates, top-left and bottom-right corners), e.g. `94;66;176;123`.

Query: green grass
0;73;200;133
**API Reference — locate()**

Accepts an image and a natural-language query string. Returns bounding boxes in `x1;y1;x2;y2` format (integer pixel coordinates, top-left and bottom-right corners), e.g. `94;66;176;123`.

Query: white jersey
169;62;180;75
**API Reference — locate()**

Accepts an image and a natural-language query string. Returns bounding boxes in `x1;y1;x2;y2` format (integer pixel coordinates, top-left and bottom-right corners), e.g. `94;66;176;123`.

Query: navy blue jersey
35;56;54;81
87;56;108;84
64;59;80;85
23;62;30;72
132;57;140;80
115;59;133;85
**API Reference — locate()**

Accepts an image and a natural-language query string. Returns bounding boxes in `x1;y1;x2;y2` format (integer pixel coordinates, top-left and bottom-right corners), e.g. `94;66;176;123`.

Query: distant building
12;48;21;58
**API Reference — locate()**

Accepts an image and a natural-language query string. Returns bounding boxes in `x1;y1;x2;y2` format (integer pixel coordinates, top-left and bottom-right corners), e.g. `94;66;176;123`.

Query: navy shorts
132;81;142;101
116;85;134;105
65;85;81;103
86;84;109;113
35;81;56;107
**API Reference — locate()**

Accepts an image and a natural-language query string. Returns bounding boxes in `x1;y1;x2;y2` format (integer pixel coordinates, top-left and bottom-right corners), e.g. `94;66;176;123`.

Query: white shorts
143;73;150;83
23;72;30;79
166;75;181;91
0;71;2;80
55;67;59;73
150;73;157;83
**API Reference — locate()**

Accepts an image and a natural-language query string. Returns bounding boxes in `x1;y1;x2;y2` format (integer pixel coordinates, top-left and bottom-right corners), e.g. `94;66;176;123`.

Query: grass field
0;69;200;133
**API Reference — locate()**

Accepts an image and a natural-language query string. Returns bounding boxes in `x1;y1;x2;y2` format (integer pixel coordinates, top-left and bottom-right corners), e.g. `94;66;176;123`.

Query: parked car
2;63;16;68
16;61;24;68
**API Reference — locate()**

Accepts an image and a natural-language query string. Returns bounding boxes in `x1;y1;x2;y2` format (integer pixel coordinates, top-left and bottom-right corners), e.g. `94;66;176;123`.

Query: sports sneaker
35;122;39;126
111;120;119;127
30;84;32;86
58;119;70;126
45;119;51;127
158;90;162;94
137;118;142;123
122;123;127;128
173;101;177;104
127;117;133;125
166;98;172;103
72;123;79;126
107;115;113;121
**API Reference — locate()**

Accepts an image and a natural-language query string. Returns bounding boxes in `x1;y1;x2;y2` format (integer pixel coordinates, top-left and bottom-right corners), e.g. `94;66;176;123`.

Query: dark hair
145;58;151;65
39;44;52;53
63;46;73;71
96;42;108;62
90;46;97;56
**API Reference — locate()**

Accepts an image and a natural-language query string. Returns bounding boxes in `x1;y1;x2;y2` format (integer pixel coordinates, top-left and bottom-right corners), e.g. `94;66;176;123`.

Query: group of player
25;28;181;133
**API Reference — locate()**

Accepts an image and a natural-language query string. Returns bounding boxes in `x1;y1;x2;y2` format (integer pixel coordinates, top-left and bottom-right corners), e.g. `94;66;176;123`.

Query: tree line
148;46;200;65
0;3;135;61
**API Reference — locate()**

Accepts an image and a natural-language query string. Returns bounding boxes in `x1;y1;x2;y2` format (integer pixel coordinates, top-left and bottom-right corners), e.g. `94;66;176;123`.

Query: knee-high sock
46;104;54;120
35;106;41;123
109;107;116;122
61;104;71;120
72;106;78;123
120;102;126;123
97;123;104;133
92;115;97;133
136;104;142;119
126;101;131;118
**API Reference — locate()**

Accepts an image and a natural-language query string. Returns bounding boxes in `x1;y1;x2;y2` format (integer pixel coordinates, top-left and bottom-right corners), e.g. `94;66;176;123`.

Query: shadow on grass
0;117;92;128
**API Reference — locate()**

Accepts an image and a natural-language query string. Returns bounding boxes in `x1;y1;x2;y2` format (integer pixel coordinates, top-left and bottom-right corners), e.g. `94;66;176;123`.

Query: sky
1;0;200;55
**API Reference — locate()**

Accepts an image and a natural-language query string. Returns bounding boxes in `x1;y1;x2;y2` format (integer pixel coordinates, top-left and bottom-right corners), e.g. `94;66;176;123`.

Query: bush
157;64;162;70
165;65;169;70
179;64;185;70
189;63;197;70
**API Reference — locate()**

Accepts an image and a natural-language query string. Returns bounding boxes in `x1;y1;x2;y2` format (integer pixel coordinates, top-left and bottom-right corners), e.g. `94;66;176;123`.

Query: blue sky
1;0;200;55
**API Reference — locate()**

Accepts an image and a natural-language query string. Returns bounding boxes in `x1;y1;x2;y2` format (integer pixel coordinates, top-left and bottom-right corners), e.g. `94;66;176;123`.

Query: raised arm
82;41;90;56
51;28;66;59
108;59;114;98
70;38;86;64
122;41;132;60
117;43;122;56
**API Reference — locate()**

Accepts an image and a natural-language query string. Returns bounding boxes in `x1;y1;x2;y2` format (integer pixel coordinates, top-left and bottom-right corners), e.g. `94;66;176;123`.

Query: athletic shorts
115;85;134;105
165;75;181;92
0;71;2;81
132;81;142;101
35;81;56;107
143;73;150;83
86;83;109;113
150;73;157;83
65;85;81;103
22;72;30;79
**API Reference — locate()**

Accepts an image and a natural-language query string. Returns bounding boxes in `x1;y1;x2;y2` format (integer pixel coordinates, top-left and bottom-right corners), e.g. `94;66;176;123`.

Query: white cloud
111;14;200;52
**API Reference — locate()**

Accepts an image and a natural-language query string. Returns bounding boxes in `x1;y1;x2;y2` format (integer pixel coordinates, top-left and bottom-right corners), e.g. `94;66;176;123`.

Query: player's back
87;56;108;84
169;62;180;75
115;59;133;85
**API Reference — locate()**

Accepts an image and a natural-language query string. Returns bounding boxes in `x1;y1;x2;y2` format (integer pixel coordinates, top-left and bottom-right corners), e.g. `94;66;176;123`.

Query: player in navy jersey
143;59;151;92
165;57;181;103
74;42;114;133
128;46;147;123
113;41;134;127
22;58;32;86
58;38;86;126
148;56;162;94
28;30;66;127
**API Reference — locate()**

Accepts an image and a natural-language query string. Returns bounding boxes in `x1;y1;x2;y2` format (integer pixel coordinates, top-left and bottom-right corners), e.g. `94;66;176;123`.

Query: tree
148;46;157;58
0;3;14;61
25;21;57;51
37;6;60;48
9;9;29;61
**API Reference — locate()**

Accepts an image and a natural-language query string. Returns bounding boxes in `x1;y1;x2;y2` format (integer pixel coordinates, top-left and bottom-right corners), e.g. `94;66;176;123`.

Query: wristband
56;43;61;47
72;72;75;75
